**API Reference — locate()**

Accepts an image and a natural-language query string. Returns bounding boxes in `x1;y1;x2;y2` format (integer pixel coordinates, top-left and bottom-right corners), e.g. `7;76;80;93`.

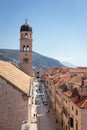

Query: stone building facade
0;60;31;130
44;67;87;130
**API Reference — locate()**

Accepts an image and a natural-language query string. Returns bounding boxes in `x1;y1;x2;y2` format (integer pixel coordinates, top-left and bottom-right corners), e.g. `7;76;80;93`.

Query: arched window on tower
23;45;26;51
27;45;29;51
23;58;29;64
25;33;28;39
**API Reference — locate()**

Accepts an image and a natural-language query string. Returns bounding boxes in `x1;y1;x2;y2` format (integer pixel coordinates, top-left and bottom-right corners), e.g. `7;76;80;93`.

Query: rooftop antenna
25;18;28;24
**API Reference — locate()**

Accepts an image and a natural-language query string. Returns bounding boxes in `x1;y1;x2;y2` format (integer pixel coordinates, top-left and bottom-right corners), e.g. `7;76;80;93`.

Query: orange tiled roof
63;75;82;86
77;97;87;108
79;92;87;96
53;80;61;87
71;95;79;103
0;60;31;95
71;95;87;108
70;68;87;73
64;90;72;97
59;72;71;78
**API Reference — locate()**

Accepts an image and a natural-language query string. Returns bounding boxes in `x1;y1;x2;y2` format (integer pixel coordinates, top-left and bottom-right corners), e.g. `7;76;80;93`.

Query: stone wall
0;77;28;130
69;100;81;130
82;109;87;130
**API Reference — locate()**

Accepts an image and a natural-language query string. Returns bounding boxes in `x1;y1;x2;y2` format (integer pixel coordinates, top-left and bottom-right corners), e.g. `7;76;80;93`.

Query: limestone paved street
29;79;63;130
37;101;62;130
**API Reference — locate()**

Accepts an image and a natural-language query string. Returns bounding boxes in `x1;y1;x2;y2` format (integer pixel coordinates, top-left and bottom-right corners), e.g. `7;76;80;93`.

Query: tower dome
20;22;32;32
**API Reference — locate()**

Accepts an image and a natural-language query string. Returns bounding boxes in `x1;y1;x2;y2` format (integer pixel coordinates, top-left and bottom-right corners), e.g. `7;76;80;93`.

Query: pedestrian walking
34;113;36;117
46;109;50;113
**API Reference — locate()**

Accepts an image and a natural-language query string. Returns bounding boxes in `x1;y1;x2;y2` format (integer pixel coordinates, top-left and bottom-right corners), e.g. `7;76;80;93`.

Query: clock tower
20;21;32;76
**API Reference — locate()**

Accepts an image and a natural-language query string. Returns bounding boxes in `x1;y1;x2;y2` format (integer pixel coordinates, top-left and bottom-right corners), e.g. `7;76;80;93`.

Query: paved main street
37;101;62;130
29;78;63;130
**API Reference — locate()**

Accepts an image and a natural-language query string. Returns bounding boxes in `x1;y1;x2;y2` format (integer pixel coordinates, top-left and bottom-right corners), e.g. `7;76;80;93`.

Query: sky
0;0;87;66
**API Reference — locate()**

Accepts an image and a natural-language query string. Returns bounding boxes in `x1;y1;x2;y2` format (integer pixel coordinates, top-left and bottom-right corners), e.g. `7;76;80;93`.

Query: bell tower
20;20;32;76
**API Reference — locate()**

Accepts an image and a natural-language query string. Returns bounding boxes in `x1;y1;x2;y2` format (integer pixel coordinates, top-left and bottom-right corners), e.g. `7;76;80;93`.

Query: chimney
81;77;84;86
71;88;79;97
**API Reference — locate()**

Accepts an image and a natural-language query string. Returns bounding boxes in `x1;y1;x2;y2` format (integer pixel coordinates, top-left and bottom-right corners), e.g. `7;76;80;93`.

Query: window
23;58;29;63
27;45;29;51
23;45;30;51
76;122;78;130
25;33;28;38
70;117;73;128
76;110;78;115
72;106;74;111
23;45;26;51
66;125;67;130
63;107;67;117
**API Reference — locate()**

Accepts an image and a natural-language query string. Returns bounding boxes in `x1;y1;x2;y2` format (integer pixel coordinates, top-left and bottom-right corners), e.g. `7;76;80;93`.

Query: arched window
25;33;28;38
23;58;29;64
23;45;26;51
27;45;29;51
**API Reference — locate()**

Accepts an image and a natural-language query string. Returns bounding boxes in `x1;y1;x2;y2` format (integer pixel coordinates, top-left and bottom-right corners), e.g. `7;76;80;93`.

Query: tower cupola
20;23;32;32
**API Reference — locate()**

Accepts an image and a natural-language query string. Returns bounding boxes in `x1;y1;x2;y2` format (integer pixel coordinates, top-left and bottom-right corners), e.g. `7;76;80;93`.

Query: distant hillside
0;49;63;70
62;61;76;68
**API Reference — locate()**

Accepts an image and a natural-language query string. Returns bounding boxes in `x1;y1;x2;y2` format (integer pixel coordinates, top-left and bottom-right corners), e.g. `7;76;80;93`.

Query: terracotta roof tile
77;97;87;108
63;75;82;86
64;91;72;97
0;60;31;95
79;92;87;96
53;80;61;87
71;95;79;103
70;68;87;73
71;95;87;108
